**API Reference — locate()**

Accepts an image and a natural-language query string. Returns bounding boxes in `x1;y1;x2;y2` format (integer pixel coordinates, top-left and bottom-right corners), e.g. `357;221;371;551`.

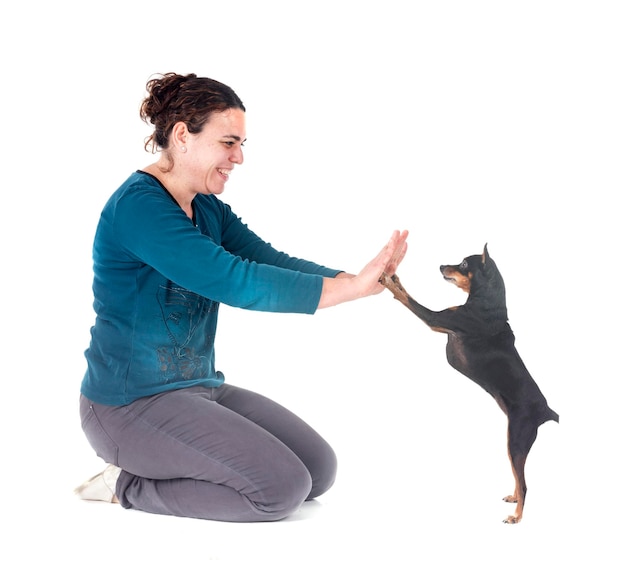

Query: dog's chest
444;327;516;391
445;332;497;378
445;334;470;374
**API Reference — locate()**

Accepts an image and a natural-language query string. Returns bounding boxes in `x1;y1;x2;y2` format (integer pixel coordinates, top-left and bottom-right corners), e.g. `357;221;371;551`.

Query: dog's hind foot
502;494;524;523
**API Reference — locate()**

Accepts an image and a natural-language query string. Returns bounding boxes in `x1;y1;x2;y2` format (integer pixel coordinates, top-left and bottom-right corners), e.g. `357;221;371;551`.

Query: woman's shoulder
125;170;166;194
105;171;171;206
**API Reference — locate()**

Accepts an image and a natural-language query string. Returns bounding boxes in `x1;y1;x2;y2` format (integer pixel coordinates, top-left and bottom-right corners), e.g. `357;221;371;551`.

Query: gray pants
79;384;337;522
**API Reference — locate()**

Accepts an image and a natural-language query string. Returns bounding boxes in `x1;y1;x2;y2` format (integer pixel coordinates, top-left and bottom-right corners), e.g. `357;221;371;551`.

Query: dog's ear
482;243;490;265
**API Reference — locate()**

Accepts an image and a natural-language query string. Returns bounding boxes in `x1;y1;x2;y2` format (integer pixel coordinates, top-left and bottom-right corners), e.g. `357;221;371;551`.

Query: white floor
12;418;622;569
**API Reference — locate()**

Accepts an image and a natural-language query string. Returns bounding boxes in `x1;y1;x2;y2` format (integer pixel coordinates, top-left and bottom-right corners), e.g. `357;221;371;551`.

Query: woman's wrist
318;276;361;309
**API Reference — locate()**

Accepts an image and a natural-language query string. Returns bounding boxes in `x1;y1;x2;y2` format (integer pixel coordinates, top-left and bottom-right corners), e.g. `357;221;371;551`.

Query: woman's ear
171;121;189;152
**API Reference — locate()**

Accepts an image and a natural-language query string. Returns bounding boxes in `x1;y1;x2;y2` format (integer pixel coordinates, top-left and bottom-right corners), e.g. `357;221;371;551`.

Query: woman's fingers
382;230;408;275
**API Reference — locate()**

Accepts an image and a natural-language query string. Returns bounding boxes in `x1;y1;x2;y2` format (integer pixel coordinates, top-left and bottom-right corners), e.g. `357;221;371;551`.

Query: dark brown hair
140;73;246;154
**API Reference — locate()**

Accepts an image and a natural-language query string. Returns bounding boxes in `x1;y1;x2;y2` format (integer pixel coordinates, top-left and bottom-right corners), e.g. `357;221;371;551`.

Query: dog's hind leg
503;415;538;524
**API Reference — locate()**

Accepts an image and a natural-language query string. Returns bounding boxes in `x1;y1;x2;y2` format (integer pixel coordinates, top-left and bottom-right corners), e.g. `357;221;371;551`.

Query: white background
1;1;624;568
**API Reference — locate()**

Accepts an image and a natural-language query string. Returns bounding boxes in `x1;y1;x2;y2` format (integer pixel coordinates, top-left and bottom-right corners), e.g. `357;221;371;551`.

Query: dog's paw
502;494;518;504
503;515;521;524
390;274;404;289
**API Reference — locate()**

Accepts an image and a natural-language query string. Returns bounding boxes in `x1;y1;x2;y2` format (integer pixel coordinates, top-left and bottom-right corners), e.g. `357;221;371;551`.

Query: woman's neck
142;163;194;219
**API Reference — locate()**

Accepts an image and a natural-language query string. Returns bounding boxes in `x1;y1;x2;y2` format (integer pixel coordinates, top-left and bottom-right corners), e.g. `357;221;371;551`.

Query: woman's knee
253;459;313;520
306;438;338;500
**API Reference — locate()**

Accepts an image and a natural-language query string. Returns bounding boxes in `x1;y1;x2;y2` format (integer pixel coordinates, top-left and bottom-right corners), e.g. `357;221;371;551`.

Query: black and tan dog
379;244;558;524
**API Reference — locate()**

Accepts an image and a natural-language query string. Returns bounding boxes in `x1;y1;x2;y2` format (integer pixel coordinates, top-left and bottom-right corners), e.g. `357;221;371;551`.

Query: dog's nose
439;265;445;273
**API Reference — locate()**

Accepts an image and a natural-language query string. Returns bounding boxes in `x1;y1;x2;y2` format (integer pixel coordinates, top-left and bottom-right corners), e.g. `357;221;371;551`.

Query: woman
76;72;408;522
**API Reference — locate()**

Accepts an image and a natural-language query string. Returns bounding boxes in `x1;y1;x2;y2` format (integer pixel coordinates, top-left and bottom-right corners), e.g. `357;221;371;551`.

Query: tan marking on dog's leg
503;437;525;524
379;272;410;304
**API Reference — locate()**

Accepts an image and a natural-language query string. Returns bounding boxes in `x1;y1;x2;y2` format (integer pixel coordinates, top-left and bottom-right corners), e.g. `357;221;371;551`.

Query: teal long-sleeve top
81;171;341;406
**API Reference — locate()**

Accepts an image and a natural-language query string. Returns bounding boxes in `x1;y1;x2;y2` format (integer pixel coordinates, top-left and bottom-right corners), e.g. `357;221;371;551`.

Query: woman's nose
230;147;244;165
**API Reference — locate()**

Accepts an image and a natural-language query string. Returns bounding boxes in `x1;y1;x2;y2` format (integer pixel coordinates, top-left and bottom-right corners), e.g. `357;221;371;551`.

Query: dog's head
440;243;504;297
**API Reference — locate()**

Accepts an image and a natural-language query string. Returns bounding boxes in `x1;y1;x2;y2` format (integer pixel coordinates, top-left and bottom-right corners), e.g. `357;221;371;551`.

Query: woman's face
184;108;246;195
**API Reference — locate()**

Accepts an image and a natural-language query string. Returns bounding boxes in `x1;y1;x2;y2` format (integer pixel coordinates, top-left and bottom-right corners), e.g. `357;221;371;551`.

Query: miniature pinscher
379;244;558;524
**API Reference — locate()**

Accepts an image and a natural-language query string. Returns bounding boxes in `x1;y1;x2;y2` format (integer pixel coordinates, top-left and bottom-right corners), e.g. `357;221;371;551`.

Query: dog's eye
460;260;468;269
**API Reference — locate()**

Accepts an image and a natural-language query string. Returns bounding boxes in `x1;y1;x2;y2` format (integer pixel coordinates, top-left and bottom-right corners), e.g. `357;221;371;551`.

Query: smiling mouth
217;168;231;179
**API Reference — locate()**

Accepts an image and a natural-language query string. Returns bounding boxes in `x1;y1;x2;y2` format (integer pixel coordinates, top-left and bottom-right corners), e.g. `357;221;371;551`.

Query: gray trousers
79;384;337;522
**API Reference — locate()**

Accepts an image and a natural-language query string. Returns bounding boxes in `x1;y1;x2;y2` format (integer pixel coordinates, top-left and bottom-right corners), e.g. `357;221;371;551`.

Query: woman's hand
317;230;408;309
381;229;409;277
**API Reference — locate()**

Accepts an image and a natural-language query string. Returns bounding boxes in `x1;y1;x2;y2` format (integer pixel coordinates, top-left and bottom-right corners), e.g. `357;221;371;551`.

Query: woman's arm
219;202;341;277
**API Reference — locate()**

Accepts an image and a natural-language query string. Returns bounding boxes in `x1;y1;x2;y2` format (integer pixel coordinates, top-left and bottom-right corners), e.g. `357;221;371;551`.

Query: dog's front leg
379;272;455;333
379;272;410;302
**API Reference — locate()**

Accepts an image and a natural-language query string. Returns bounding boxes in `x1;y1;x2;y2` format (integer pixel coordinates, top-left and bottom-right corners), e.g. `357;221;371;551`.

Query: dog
379;244;558;524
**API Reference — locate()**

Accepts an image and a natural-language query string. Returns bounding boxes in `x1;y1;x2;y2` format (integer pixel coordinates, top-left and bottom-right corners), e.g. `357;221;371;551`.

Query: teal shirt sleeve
107;176;335;314
214;196;342;277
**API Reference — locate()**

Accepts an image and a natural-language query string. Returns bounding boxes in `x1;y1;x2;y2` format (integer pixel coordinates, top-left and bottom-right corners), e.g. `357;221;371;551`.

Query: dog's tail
537;403;559;425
